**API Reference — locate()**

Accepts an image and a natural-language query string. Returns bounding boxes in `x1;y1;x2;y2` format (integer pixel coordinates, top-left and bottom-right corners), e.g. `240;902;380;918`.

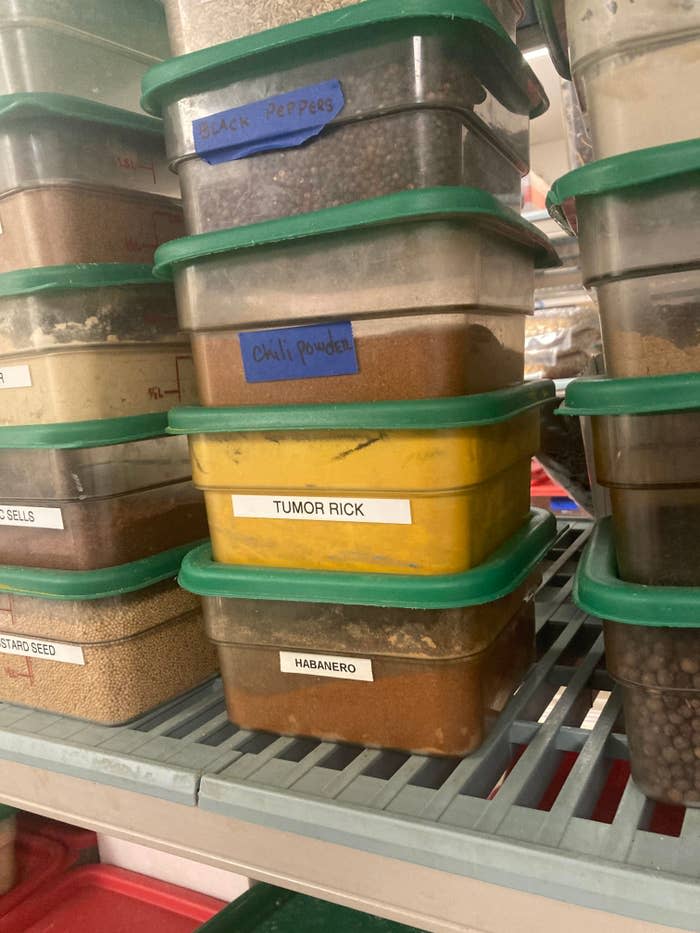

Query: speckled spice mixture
0;609;218;725
606;622;700;806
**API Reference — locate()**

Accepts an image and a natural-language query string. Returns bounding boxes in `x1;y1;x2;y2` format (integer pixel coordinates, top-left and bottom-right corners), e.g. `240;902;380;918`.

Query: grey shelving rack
0;521;697;933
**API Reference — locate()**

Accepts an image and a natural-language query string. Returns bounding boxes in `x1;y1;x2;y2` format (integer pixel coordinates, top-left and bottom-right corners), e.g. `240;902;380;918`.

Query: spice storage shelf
0;522;697;933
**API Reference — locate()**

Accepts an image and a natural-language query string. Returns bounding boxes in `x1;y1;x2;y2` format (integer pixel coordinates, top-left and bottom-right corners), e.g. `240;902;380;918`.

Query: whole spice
0;187;183;273
605;622;700;806
0;608;218;725
181;108;522;232
215;598;535;756
191;315;526;406
0;481;209;570
163;0;522;54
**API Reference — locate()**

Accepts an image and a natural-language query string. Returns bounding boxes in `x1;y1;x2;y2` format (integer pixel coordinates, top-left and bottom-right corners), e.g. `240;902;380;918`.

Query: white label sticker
0;633;85;665
0;365;31;389
232;494;412;525
280;651;374;682
0;505;64;530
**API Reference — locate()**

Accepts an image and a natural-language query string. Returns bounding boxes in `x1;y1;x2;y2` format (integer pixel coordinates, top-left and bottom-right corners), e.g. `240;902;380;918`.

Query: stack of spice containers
143;0;562;756
539;3;700;804
0;3;217;724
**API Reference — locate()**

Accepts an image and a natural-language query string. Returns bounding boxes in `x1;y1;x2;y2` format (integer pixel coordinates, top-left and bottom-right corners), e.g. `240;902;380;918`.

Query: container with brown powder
560;374;700;587
0;264;197;426
0;0;169;112
575;520;700;808
161;0;525;55
0;93;183;271
0;545;218;725
141;3;548;231
0;415;209;570
179;509;555;757
155;189;559;406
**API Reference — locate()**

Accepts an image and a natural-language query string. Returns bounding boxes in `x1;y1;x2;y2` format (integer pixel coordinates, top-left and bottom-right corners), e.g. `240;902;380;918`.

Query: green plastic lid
141;0;548;120
154;187;560;278
0;541;205;601
558;372;700;416
179;509;555;608
169;380;555;435
533;0;570;80
0;264;165;300
0;93;164;135
547;138;700;235
574;519;699;628
198;884;424;933
0;413;170;450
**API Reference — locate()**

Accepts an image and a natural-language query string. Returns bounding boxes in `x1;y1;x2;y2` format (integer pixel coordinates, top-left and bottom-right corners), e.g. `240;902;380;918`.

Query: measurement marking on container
280;651;374;682
0;505;64;530
0;365;31;389
232;495;412;525
4;657;35;686
0;633;85;666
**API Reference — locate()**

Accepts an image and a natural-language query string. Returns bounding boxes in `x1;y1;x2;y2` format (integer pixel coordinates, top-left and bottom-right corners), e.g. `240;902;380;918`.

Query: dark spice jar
0;415;208;570
155;188;559;406
559;373;700;586
575;520;700;807
179;509;555;757
142;3;547;231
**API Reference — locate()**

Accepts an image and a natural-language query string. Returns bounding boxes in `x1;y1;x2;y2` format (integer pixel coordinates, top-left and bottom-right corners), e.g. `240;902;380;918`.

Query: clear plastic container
0;0;169;112
574;519;700;807
162;0;525;55
0;417;208;570
0;94;179;199
561;374;700;586
565;0;700;158
155;189;558;406
180;509;554;756
547;140;700;284
597;268;700;378
0;265;196;426
169;381;553;575
0;548;217;724
0;807;16;896
142;4;548;230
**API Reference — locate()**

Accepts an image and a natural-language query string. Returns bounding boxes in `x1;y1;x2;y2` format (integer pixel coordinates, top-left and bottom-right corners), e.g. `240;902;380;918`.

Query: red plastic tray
16;814;98;865
0;864;226;933
0;833;73;918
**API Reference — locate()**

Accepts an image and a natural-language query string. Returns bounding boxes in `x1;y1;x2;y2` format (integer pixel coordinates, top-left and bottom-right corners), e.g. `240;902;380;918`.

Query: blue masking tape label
239;322;359;384
193;80;345;165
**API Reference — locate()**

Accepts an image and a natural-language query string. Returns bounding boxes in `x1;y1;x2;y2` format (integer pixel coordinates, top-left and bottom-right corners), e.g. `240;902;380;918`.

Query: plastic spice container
1;865;225;933
141;2;547;231
596;267;700;378
565;0;700;158
0;806;17;896
0;265;197;426
169;381;554;574
180;509;554;756
0;0;169;112
162;0;525;55
575;519;700;808
547;139;700;285
560;374;700;587
199;882;426;932
155;189;559;406
0;547;217;725
0;415;208;571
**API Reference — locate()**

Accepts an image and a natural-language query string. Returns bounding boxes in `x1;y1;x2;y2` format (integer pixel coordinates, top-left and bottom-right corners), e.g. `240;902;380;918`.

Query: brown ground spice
604;330;700;377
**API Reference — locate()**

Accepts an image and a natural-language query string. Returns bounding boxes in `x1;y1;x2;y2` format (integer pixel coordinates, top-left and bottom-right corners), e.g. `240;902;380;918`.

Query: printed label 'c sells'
0;633;85;665
0;505;64;530
280;651;373;682
232;495;412;525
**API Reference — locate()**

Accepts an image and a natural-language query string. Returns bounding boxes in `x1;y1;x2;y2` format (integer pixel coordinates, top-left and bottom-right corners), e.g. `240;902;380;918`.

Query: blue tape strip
193;79;345;164
239;321;359;383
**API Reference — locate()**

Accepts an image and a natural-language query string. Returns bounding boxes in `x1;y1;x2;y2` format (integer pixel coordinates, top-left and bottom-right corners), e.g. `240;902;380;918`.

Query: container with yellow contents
168;381;554;574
